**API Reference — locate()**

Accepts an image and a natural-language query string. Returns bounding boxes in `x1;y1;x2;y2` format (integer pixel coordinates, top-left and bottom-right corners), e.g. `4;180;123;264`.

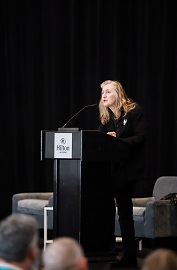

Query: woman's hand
107;131;116;137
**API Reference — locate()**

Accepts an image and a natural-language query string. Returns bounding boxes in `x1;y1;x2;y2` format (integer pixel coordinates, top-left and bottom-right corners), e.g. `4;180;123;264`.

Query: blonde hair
99;80;137;124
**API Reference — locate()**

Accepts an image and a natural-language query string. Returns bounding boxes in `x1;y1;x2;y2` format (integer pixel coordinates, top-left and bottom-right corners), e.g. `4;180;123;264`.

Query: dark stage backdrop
1;0;177;220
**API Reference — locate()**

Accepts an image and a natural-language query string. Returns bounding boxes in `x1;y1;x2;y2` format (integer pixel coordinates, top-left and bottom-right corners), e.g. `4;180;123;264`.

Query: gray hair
0;213;39;262
43;237;86;270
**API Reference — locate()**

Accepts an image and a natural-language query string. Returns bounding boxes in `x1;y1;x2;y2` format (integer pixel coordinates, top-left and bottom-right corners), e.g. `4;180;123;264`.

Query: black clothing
98;104;148;261
98;105;148;197
116;189;137;259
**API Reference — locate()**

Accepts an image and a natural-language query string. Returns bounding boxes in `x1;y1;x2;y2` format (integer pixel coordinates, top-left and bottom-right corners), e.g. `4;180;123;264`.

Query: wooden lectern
41;129;129;255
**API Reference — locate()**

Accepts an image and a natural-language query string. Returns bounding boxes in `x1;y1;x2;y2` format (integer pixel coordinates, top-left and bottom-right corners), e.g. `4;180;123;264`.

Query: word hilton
57;145;70;151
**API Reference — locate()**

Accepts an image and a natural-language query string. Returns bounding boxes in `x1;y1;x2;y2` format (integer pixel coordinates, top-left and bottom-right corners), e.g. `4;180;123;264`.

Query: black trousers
115;189;137;259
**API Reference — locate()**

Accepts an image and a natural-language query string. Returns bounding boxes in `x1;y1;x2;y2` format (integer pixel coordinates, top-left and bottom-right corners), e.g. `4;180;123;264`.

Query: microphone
61;103;97;128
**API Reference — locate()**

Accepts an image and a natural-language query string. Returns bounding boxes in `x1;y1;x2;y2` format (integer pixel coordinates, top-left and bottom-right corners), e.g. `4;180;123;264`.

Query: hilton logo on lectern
57;138;70;153
54;133;72;158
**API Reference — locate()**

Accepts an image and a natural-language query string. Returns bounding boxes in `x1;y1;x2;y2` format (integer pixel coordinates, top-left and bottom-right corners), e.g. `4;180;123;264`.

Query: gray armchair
115;176;177;240
12;176;177;250
12;192;53;229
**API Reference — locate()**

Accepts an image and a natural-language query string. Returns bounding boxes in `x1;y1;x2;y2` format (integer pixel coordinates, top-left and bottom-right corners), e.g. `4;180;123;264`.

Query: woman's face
101;83;117;109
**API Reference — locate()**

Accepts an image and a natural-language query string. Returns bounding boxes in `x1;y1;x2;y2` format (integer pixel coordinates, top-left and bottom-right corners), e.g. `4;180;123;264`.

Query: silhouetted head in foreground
43;237;88;270
142;248;177;270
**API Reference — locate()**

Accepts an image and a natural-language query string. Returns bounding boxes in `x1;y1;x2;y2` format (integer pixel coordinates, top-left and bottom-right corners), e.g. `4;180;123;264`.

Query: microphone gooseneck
62;103;97;128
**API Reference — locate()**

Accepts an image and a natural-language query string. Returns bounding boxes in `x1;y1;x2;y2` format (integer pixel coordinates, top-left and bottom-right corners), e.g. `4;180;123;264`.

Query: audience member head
43;237;88;270
0;213;39;270
142;248;177;270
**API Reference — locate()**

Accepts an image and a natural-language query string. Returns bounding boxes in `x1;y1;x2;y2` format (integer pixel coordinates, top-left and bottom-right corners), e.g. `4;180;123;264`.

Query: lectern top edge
57;128;80;132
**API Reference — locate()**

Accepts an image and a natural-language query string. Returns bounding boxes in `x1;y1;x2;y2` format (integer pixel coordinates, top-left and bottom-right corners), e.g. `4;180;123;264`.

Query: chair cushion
18;199;49;216
132;197;155;207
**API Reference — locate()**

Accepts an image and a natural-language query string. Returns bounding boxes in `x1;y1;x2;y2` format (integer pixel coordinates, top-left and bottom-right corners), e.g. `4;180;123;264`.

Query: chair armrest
144;201;155;238
48;195;53;207
48;195;54;229
153;199;177;237
144;199;177;238
12;192;53;213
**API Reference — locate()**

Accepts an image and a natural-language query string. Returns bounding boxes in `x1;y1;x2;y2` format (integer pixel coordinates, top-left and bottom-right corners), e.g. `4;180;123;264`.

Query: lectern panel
41;130;129;255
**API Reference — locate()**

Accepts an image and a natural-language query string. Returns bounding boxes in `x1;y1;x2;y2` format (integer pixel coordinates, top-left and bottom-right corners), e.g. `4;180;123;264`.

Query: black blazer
98;105;148;197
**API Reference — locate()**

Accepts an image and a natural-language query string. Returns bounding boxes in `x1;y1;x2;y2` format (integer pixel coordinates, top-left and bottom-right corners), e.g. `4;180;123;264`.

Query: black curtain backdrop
1;0;177;220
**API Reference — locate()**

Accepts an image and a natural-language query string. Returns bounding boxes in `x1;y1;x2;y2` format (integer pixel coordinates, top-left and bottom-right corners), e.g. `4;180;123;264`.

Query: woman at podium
98;80;148;268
